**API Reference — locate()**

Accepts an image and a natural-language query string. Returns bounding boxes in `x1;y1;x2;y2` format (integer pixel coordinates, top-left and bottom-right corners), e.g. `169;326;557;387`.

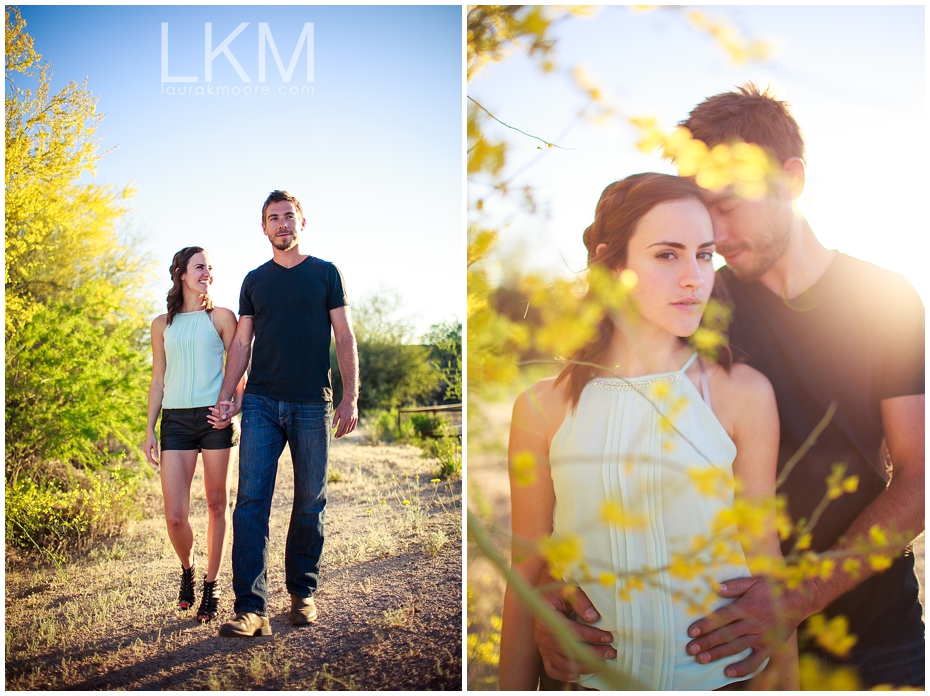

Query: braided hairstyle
166;246;214;326
553;173;730;408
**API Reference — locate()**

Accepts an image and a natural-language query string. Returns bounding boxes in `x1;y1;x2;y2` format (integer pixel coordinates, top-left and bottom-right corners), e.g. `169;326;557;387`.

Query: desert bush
362;409;415;444
418;435;462;479
6;464;145;561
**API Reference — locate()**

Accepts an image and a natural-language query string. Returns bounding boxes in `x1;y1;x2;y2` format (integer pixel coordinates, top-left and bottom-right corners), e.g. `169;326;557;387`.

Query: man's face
262;200;306;251
701;186;793;281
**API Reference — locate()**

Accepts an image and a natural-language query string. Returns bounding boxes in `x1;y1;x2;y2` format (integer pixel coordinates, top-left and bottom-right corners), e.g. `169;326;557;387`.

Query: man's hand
208;398;241;429
534;568;616;682
333;399;358;438
685;576;805;679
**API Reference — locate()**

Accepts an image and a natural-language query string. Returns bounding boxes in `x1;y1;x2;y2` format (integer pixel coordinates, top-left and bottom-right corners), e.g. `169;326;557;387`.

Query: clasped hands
207;398;240;429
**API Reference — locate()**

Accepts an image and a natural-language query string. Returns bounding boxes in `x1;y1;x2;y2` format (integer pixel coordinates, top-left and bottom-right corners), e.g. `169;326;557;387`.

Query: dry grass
5;429;462;690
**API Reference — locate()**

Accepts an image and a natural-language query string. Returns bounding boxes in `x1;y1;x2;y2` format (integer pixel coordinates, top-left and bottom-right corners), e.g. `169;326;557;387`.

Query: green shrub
6;465;143;561
419;436;462;479
410;414;453;439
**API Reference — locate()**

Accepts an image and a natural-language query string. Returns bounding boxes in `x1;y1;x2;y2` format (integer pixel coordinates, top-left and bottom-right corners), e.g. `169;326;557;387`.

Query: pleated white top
549;353;762;690
162;310;225;409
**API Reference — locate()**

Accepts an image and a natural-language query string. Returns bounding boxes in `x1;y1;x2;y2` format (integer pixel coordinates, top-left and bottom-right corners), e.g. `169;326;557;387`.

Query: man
534;85;924;687
209;189;360;638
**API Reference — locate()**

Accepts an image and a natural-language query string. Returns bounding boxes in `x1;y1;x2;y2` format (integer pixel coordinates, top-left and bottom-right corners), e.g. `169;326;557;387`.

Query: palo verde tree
5;6;154;481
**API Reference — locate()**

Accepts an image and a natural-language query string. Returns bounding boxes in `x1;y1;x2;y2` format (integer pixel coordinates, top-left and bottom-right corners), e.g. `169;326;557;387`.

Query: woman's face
181;251;213;296
619;197;716;338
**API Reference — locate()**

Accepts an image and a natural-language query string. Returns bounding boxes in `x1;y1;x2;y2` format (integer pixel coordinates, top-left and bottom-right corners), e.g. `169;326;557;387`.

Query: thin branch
468;95;574;150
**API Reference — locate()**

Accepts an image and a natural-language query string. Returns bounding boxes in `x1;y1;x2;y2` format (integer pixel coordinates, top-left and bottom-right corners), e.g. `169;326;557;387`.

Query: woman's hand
144;429;160;467
207;398;241;429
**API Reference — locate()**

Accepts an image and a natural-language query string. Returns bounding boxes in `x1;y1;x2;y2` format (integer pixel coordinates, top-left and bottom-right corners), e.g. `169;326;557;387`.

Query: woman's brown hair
553;173;731;408
166;246;214;326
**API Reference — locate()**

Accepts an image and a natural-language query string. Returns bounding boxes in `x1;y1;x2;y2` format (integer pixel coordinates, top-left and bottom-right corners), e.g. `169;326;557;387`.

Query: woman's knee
165;510;190;532
206;495;230;519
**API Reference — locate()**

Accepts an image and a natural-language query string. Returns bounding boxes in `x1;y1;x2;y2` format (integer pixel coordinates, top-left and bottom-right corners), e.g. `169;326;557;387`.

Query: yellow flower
618;269;638;290
868;554;892;571
842;558;861;578
668;553;703;581
651;381;670;400
600;500;625;525
511;451;537;486
803;614;857;658
598;572;616;587
799;654;860;690
430;478;441;483
402;500;411;506
868;525;888;547
539;535;583;576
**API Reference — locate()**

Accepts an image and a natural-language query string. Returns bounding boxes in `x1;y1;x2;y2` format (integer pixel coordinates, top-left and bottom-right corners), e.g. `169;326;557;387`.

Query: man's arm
330;306;359;438
208;316;253;428
685;393;925;677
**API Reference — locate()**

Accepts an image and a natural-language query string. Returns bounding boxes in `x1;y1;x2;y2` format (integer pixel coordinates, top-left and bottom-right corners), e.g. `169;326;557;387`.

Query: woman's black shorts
160;406;239;452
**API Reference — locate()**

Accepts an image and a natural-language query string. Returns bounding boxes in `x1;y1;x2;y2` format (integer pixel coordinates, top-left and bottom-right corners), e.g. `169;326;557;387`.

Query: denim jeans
232;394;332;615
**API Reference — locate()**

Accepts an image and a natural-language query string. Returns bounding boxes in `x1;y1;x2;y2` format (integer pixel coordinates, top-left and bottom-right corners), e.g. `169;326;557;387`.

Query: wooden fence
397;403;462;438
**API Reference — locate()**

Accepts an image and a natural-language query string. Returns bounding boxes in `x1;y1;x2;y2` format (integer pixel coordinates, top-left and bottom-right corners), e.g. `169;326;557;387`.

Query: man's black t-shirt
239;256;348;402
717;253;924;651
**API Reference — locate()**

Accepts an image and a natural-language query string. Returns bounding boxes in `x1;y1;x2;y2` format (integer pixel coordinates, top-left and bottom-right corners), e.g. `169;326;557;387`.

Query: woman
499;174;798;690
144;246;244;623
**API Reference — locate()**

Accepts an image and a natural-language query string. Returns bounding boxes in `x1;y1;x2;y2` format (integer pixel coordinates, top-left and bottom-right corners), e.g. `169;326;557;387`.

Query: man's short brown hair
261;190;304;224
679;83;805;164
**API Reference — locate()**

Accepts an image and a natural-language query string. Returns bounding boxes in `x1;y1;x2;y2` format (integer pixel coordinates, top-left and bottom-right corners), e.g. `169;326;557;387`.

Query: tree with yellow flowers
5;7;155;553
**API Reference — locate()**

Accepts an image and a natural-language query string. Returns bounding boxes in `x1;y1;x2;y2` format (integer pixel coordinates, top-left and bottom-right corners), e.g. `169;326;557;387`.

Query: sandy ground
6;431;462;690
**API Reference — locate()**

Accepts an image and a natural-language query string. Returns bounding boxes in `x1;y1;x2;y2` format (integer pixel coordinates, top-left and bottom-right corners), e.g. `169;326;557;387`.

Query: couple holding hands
144;189;359;637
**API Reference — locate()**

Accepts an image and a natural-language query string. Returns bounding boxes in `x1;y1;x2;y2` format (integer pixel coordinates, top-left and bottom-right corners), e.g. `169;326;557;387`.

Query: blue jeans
232;394;332;615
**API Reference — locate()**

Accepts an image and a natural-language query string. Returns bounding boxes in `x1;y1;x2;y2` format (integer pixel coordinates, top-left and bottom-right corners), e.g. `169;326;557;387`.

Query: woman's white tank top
549;353;763;690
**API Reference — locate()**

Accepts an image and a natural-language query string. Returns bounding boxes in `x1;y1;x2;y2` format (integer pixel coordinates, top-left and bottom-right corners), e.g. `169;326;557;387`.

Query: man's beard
726;212;792;281
271;234;298;252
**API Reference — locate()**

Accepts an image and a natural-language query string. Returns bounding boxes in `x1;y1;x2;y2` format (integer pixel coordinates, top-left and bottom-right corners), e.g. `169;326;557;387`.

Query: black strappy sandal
197;578;220;623
178;563;196;610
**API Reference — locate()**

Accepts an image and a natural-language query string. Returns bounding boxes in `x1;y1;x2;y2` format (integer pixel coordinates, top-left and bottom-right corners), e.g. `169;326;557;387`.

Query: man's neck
756;215;836;300
272;244;308;269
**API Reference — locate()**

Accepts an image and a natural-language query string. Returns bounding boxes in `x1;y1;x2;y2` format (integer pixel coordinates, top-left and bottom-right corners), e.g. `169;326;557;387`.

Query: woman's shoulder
151;313;168;330
513;377;572;442
210;306;238;326
705;359;776;427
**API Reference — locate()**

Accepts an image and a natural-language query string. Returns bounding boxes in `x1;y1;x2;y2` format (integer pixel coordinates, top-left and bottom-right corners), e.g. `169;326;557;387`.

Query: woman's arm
144;316;168;466
500;384;560;691
726;364;799;690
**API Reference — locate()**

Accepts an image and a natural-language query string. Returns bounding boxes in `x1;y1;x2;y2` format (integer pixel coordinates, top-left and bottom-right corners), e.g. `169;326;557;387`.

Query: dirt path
5;432;462;690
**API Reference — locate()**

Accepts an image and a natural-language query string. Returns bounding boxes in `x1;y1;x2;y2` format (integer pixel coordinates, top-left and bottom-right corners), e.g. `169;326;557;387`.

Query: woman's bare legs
160;449;198;568
201;447;233;583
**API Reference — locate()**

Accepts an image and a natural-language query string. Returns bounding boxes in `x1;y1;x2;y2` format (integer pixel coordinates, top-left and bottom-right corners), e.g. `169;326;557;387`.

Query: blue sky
16;5;463;338
469;6;927;303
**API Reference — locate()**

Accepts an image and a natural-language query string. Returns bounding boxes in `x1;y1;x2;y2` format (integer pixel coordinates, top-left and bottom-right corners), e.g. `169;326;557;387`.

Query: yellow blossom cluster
803;614;857;658
629;119;780;199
